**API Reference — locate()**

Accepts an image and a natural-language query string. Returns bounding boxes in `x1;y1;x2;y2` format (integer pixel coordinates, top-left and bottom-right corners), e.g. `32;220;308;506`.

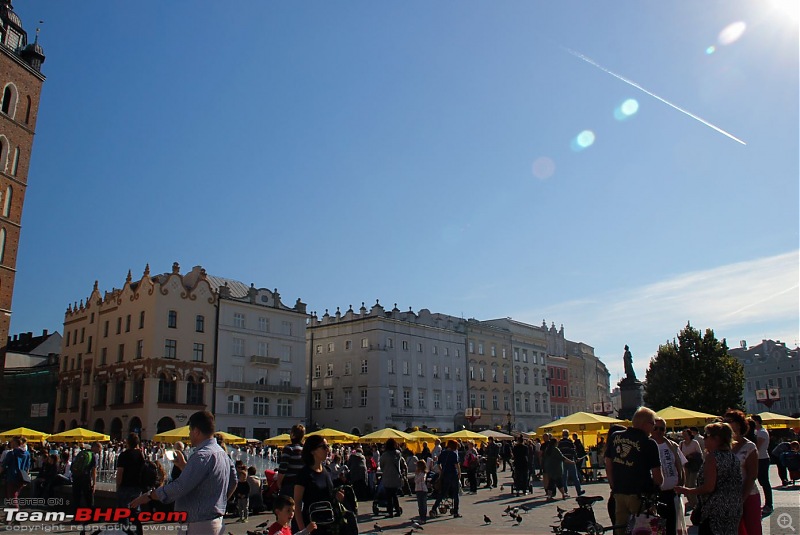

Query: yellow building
54;263;216;439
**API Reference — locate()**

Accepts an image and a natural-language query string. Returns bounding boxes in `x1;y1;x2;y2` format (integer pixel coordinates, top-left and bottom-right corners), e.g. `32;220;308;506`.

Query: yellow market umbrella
537;412;624;435
264;433;291;447
152;426;247;445
152;426;190;444
441;429;489;445
656;406;717;428
755;412;800;429
306;428;360;444
215;431;247;446
47;427;110;443
0;427;50;444
359;428;416;444
406;430;439;453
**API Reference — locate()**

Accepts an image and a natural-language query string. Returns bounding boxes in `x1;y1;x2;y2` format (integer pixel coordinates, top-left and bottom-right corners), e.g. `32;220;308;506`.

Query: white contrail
564;47;746;145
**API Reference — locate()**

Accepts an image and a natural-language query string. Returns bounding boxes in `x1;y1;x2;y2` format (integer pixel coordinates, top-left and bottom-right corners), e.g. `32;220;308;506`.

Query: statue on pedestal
618;344;644;420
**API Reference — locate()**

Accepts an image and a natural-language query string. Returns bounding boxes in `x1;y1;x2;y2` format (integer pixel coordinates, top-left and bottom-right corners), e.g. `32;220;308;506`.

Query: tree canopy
644;322;744;415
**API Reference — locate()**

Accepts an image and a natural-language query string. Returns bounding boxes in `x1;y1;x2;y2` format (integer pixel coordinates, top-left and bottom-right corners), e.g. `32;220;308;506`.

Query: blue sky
11;1;799;382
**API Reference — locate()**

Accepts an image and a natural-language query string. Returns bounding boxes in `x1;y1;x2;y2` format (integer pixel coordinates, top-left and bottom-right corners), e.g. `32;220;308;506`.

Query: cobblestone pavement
3;465;796;534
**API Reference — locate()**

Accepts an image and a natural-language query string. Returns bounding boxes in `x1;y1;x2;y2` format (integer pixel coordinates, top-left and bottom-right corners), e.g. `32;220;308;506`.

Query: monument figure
617;344;643;420
623;344;637;382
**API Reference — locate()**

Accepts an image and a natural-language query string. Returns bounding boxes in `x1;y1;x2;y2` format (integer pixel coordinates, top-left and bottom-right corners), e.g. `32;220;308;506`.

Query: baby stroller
781;451;800;485
262;469;280;511
371;480;403;516
511;463;531;496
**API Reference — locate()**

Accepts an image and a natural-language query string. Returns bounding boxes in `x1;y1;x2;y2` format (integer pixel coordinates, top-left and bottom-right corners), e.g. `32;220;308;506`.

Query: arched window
158;373;176;403
0;228;5;264
11;147;18;176
186;376;203;405
3;186;12;217
24;96;31;124
0;136;6;172
1;84;17;118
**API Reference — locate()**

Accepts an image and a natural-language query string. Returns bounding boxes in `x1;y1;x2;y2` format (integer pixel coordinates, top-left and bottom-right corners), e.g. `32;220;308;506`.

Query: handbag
308;501;336;526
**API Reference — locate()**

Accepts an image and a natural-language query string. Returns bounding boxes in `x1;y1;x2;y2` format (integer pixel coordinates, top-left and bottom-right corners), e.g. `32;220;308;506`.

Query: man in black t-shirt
116;433;146;508
604;407;663;535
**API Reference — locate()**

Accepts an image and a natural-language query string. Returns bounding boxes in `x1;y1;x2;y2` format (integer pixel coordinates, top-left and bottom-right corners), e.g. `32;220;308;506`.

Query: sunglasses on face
317;443;330;451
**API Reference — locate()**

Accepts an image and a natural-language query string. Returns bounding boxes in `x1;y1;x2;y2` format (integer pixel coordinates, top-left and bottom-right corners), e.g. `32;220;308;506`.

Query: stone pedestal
618;379;644;421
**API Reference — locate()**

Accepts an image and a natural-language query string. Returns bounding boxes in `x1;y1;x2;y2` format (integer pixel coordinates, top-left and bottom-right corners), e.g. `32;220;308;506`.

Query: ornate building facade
0;0;45;357
54;263;217;439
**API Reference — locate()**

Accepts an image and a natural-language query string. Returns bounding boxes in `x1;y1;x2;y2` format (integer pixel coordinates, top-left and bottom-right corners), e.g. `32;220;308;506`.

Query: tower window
24;96;30;124
3;186;10;217
1;84;17;118
11;147;19;176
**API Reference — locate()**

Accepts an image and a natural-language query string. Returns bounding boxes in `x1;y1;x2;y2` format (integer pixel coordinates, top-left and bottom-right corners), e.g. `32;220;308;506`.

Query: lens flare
531;156;556;180
614;98;640;120
706;46;716;55
718;21;746;46
571;130;595;151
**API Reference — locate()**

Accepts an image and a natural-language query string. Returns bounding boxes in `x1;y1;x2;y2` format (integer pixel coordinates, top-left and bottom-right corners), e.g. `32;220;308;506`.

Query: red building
548;356;569;419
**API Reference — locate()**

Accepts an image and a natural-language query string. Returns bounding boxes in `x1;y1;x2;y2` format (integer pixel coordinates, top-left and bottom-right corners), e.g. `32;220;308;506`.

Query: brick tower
0;0;45;356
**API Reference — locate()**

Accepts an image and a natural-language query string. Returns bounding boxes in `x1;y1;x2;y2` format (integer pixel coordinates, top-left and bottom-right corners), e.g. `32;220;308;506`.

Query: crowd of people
1;409;798;535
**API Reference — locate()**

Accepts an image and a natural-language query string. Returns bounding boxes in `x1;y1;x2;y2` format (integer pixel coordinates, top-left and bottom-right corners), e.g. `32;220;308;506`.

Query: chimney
740;340;747;349
42;329;48;337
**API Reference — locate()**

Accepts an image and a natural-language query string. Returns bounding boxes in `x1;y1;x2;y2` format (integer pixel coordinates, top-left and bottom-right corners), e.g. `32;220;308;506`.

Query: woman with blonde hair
676;423;742;535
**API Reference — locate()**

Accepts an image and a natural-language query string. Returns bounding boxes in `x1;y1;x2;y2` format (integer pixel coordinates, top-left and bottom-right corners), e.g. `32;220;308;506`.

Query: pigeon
483;515;492;524
514;514;523;525
412;521;424;530
374;523;383;532
256;520;270;528
503;506;513;516
500;484;505;491
521;505;531;513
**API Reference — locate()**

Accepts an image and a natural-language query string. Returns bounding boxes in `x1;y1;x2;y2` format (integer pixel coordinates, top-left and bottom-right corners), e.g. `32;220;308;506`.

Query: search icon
777;513;795;532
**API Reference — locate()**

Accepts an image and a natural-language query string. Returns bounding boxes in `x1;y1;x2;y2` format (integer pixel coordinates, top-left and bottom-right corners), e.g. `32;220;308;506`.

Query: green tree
644;322;744;415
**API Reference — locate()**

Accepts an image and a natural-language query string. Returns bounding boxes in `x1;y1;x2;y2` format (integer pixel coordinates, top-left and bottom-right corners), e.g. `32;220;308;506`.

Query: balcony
249;355;280;366
223;381;301;394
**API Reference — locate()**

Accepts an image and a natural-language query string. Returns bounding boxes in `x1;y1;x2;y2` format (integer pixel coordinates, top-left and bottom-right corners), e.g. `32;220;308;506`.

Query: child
414;459;428;523
235;469;250;522
267;495;317;535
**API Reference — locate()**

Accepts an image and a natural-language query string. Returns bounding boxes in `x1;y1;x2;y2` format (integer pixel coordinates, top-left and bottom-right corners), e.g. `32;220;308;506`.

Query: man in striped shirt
277;424;305;498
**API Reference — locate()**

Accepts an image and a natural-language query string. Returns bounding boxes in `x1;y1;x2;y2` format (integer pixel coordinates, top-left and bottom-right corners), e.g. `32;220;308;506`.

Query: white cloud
514;250;800;380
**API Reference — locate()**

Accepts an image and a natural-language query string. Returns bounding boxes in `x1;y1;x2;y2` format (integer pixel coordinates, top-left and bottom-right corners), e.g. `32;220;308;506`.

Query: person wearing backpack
0;436;31;511
71;443;101;512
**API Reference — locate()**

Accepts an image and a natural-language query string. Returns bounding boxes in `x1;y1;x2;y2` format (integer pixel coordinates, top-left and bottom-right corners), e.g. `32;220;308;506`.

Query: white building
729;339;800;416
307;302;468;434
480;318;551;431
212;278;308;440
